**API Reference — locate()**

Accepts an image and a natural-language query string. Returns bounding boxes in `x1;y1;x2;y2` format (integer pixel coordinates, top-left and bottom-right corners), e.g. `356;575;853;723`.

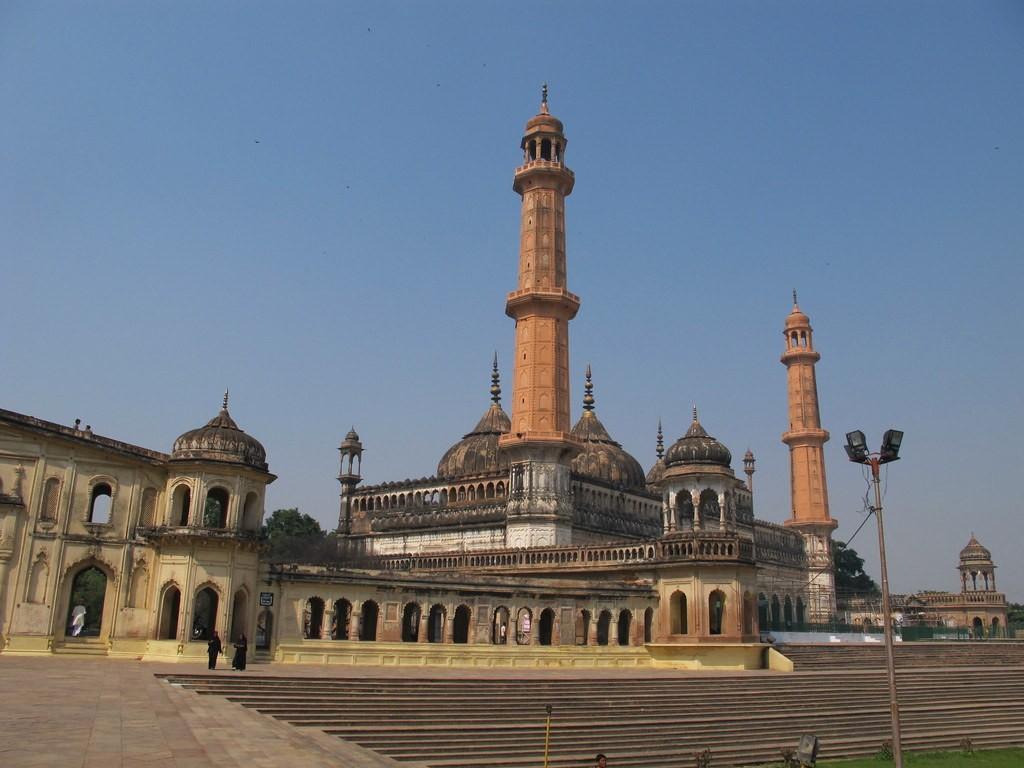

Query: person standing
207;630;222;670
595;754;608;767
232;633;248;671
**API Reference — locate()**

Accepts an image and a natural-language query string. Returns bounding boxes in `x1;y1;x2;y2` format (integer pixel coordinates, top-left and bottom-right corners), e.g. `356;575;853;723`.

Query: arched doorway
644;607;654;643
428;604;446;643
757;593;769;631
742;593;755;635
304;597;324;639
991;617;1001;638
576;609;591;645
516;607;532;644
402;603;421;642
796;597;806;628
230;589;248;644
538;608;554;646
771;594;781;631
333;599;352;640
493;606;509;644
453;605;471;644
670;591;687;634
783;596;794;630
972;616;984;638
596;610;612;646
617;610;631;645
255;609;273;649
708;590;726;635
157;584;181;640
192;587;218;641
360;601;379;641
65;566;107;638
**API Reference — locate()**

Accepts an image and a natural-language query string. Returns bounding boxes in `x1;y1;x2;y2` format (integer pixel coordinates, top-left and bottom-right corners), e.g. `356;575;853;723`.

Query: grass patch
755;746;1024;767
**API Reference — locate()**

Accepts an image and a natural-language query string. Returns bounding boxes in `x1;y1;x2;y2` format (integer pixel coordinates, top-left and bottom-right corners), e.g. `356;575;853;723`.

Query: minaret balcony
505;287;580;319
514;159;574;176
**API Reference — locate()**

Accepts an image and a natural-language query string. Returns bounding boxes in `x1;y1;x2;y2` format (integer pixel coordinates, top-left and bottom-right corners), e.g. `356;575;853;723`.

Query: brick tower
781;293;837;621
499;86;582;548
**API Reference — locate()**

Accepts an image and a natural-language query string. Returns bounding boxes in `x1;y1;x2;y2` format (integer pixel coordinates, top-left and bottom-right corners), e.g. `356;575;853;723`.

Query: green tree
832;540;880;596
261;508;324;540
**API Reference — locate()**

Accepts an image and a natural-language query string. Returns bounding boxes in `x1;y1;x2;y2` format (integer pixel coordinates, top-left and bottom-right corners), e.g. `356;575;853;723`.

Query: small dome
646;457;666;487
569;367;645;490
785;292;811;330
171;393;268;471
959;535;993;563
664;409;732;469
437;357;510;480
340;427;362;451
524;85;564;134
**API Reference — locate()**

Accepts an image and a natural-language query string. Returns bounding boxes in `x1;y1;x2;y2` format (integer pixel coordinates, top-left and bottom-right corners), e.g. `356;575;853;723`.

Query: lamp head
880;429;903;464
844;430;869;463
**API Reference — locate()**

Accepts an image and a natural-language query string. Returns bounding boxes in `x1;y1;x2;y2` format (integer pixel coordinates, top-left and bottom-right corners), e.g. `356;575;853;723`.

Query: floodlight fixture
880;429;904;464
844;430;869;463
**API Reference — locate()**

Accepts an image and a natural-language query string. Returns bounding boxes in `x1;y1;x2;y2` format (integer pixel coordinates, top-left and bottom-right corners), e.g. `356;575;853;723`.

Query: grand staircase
777;641;1024;670
159;644;1024;767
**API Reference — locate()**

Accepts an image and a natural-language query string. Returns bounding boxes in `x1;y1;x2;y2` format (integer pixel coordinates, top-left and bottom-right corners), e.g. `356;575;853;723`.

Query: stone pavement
0;656;419;768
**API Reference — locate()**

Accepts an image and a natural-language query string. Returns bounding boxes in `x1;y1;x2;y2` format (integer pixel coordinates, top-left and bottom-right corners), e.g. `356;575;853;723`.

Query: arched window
516;607;533;645
596;610;612;646
541;138;552;160
140;488;158;527
304;597;324;639
129;562;149;608
576;609;591;645
230;589;248;643
538;608;555;646
40;477;61;522
256;608;273;649
708;590;726;635
88;483;112;524
453;605;471;644
644;607;654;644
172;485;191;526
241;492;261;531
158;584;181;640
677;492;694;528
360;600;379;641
28;554;48;603
333;599;352;640
192;587;219;641
617;610;631;646
402;603;421;642
699;490;719;527
428;604;446;643
493;606;510;644
204;487;229;528
670;591;687;634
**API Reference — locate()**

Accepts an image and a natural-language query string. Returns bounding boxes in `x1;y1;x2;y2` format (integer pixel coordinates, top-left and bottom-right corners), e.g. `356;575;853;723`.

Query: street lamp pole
845;429;904;768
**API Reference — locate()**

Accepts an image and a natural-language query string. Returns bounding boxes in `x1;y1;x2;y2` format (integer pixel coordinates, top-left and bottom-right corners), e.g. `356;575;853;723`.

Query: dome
340;427;362;451
959;535;992;563
664;409;732;469
569;367;646;490
436;358;511;480
785;292;810;330
171;393;268;471
524;85;564;134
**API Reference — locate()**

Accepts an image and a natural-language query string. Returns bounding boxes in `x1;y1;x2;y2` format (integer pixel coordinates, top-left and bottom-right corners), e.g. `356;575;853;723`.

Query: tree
832;540;880;596
261;508;324;540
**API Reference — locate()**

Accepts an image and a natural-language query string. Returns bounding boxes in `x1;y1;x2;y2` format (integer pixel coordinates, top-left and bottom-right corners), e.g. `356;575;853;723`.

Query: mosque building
0;91;1003;665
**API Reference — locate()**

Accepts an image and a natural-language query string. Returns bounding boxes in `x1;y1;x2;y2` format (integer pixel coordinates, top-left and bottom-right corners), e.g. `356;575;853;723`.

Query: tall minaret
499;85;582;548
781;292;837;621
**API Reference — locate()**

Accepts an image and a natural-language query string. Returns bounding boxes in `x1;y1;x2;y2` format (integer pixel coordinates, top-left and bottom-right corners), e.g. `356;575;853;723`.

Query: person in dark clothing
207;630;222;670
232;633;248;671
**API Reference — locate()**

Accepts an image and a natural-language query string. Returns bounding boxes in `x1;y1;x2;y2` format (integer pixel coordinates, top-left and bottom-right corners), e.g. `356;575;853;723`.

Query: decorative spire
490;352;502;404
541;82;549;113
582;364;595;411
692;405;698;423
656;420;664;460
793;289;798;307
222;389;230;411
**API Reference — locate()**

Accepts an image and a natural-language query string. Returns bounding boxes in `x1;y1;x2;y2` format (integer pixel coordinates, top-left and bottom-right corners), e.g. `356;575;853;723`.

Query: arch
428;604;446;643
757;593;769;631
192;586;220;641
771;594;782;631
241;491;261;531
88;482;113;524
644;607;654;644
486;482;494;498
172;484;191;526
453;605;471;644
516;607;533;645
742;592;755;635
28;552;49;604
617;609;632;646
304;597;325;639
699;489;719;527
128;560;149;608
333;599;352;640
538;608;555;646
540;138;552;160
496;481;505;496
157;583;181;640
972;616;984;638
708;590;726;635
204;487;229;528
66;565;107;637
40;477;61;522
360;600;379;641
230;588;248;643
596;610;612;646
670;590;688;634
677;491;694;528
528;139;537;160
796;597;806;628
783;596;794;630
139;487;158;527
256;608;273;649
576;609;591;645
493;606;510;644
402;602;422;642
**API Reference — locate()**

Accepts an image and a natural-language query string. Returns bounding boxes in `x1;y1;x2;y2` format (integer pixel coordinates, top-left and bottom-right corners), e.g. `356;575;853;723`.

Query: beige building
2;91;837;668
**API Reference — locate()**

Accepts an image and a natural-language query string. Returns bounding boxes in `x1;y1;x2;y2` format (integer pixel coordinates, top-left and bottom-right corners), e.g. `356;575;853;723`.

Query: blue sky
2;2;1022;600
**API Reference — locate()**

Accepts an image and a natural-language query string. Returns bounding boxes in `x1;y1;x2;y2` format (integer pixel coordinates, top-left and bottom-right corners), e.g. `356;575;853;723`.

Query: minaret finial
792;289;798;306
692;405;698;422
541;82;549;113
490;352;502;404
582;364;594;412
656;419;664;460
222;389;229;411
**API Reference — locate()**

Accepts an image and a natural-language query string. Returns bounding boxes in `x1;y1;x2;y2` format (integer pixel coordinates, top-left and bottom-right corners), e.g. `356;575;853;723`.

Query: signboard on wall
259;592;273;607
